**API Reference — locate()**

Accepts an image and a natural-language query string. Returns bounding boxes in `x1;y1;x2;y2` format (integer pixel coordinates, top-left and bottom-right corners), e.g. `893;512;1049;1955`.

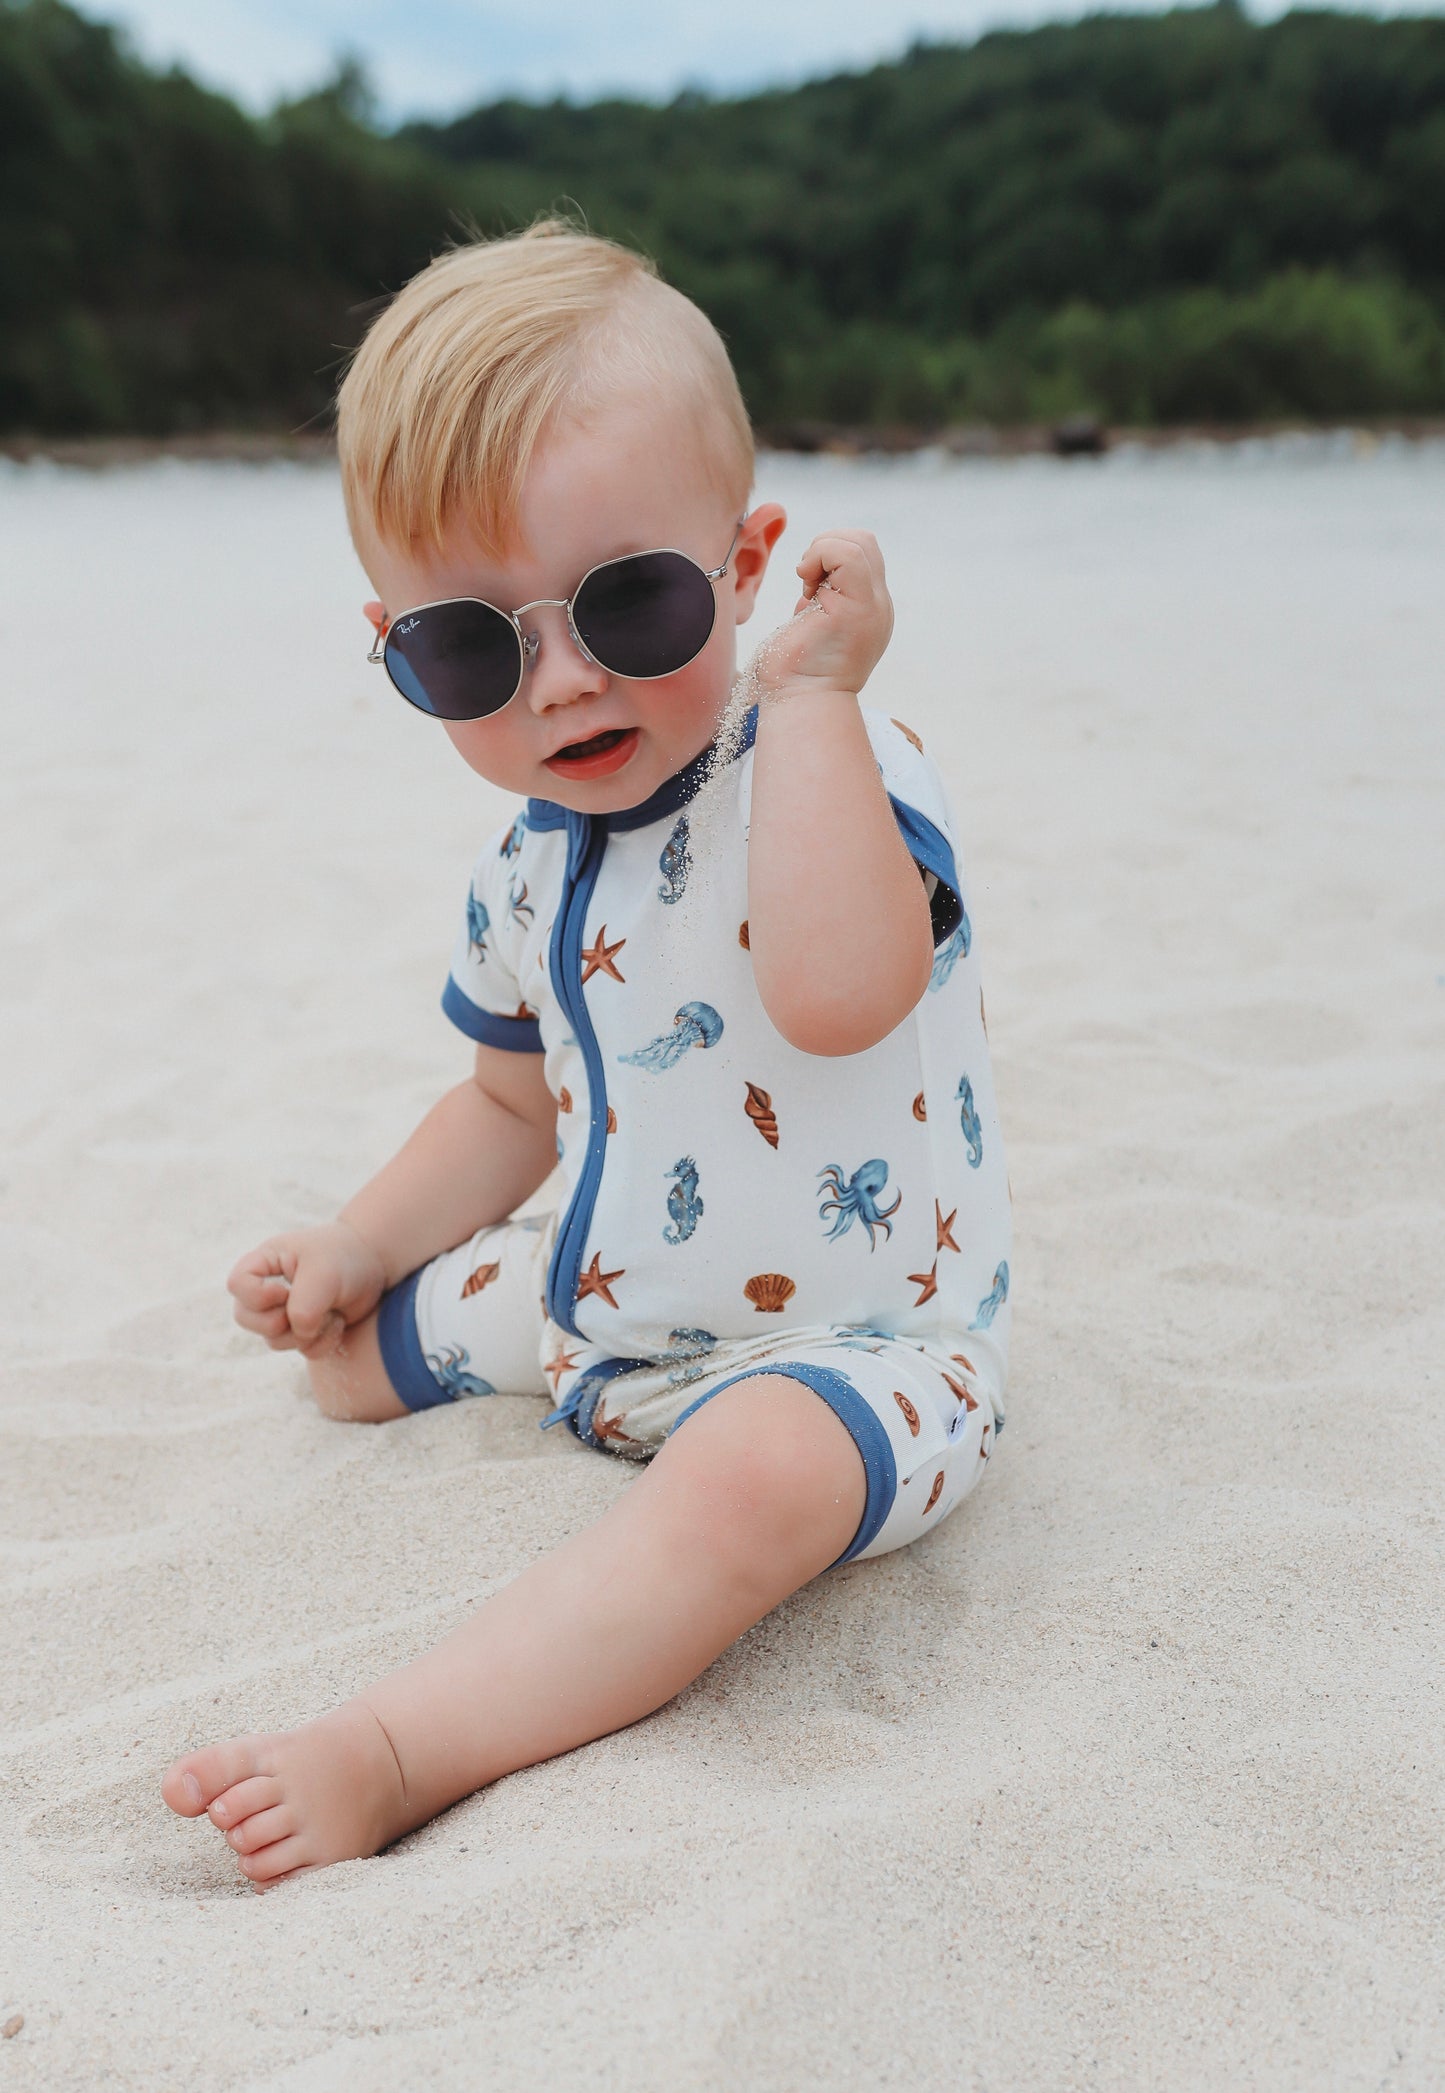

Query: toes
238;1835;310;1885
226;1804;292;1855
161;1738;269;1817
207;1776;282;1830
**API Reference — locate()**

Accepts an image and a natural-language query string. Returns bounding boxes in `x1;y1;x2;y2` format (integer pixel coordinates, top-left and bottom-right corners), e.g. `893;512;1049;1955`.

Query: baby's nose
521;603;608;713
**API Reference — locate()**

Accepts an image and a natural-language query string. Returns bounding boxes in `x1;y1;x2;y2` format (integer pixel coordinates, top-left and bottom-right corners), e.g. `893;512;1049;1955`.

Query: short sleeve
441;811;544;1052
865;712;965;947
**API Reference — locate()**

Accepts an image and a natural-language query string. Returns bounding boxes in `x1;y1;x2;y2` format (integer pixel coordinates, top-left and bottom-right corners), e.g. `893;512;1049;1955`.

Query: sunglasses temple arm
367;623;388;665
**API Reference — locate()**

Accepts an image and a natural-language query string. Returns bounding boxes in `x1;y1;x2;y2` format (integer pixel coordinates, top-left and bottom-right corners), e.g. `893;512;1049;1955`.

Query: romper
377;705;1012;1565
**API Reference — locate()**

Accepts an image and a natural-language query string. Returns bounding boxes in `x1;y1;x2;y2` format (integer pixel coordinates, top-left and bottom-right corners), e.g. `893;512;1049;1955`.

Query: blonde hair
337;220;754;557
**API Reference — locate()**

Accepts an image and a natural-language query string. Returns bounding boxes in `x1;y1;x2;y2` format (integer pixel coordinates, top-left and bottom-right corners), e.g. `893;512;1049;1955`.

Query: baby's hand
753;529;894;703
228;1222;387;1357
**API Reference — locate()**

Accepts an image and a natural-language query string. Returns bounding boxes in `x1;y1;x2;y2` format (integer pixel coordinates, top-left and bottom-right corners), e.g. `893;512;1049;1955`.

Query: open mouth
544;726;639;778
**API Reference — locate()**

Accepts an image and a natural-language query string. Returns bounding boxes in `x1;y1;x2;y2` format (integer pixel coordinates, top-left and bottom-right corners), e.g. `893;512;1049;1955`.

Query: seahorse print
658;813;690;905
663;1155;704;1244
817;1159;901;1249
619;1001;724;1071
658;1327;718;1388
424;1344;496;1399
744;1081;779;1148
972;1262;1010;1330
957;1074;983;1168
466;891;490;959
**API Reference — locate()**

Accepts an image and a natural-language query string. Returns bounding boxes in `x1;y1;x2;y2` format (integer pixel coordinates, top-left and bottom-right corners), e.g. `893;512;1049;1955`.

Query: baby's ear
730;504;787;621
363;599;386;635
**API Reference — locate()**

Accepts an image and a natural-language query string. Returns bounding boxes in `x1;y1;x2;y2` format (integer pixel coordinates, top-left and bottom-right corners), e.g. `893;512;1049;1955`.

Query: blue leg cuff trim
376;1269;453;1412
672;1361;898;1565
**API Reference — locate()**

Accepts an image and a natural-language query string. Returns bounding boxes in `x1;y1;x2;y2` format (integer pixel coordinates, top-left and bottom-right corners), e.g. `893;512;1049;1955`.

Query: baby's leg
161;1373;865;1883
305;1313;406;1421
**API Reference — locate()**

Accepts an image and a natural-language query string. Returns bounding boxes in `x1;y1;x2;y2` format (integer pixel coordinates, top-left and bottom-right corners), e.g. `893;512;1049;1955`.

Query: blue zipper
544;811;610;1333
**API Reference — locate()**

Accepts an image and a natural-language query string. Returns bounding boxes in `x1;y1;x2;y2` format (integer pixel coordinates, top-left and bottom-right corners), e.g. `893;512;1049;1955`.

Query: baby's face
363;393;783;812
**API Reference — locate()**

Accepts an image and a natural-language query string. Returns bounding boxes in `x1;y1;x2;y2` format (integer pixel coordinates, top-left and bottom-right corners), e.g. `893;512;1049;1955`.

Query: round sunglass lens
573;550;716;681
383;600;521;720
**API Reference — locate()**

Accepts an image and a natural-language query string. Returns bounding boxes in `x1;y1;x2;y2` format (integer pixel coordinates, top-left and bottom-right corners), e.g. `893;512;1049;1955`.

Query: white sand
2;440;1442;2090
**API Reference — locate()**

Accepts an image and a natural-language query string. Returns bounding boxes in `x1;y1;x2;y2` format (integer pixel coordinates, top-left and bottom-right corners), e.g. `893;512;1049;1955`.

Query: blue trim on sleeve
671;1360;898;1566
889;796;963;946
442;976;544;1051
376;1269;454;1412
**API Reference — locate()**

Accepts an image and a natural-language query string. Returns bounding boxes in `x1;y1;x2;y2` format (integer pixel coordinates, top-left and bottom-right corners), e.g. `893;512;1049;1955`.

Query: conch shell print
891;718;925;753
619;1001;724;1071
912;1091;927;1122
923;1470;946;1514
744;1081;779;1148
460;1260;500;1300
744;1272;796;1314
557;1087;573;1114
894;1390;921;1437
738;919;750;949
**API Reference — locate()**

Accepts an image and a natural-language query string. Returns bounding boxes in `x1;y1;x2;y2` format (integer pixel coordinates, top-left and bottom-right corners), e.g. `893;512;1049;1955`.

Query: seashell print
744;1272;796;1314
912;1091;927;1122
744;1081;779;1148
606;1105;617;1134
558;1087;572;1113
979;1422;991;1460
894;1390;921;1437
924;1469;946;1513
738;919;750;949
892;718;925;754
460;1260;501;1300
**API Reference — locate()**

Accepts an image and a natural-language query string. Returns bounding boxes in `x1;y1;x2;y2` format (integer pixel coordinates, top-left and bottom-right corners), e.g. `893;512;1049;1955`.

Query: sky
73;0;1443;126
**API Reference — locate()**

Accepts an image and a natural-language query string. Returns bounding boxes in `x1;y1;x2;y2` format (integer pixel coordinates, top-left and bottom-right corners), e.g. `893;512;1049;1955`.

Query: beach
1;439;1442;2090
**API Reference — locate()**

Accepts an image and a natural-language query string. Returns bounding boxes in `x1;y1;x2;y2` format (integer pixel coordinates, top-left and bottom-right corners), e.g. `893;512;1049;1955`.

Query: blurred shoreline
7;416;1445;472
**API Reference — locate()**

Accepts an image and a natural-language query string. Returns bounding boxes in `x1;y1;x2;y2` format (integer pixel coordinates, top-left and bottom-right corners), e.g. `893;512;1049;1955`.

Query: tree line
4;0;1445;438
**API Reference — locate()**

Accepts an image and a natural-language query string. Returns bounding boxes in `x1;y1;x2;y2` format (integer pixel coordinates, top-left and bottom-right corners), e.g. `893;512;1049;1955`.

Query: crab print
663;1155;704;1244
424;1344;496;1399
817;1158;901;1249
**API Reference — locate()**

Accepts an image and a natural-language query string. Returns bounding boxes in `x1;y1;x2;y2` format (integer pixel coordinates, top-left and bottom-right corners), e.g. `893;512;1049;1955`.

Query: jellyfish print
619;1001;724;1071
927;908;972;992
971;1261;1010;1330
817;1159;901;1249
663;1155;704;1244
658;813;690;905
424;1344;496;1399
466;890;490;959
957;1074;983;1168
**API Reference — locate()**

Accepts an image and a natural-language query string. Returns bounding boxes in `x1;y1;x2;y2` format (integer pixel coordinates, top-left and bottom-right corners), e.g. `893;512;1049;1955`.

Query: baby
161;223;1011;1883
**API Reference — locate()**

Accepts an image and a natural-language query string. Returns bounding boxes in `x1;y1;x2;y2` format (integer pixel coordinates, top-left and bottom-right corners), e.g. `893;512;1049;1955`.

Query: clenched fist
228;1221;387;1358
752;529;894;703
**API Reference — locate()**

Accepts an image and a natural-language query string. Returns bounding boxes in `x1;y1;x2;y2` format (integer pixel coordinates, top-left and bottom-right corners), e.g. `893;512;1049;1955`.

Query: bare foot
160;1700;410;1886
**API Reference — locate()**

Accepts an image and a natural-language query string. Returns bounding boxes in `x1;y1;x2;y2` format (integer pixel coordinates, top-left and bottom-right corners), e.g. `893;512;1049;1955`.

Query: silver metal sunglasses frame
367;521;744;711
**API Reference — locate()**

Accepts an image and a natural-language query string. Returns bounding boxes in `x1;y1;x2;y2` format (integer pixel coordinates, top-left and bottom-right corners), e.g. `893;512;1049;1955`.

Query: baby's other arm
746;530;934;1056
228;1045;556;1356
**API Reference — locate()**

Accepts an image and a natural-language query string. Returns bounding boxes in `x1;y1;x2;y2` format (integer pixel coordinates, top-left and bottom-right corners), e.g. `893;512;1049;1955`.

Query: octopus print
663;1156;704;1244
817;1159;901;1249
658;813;690;905
957;1075;983;1168
424;1344;496;1399
744;1081;779;1148
508;877;534;927
927;910;971;991
972;1261;1010;1330
466;891;489;959
658;1328;718;1387
619;1000;723;1071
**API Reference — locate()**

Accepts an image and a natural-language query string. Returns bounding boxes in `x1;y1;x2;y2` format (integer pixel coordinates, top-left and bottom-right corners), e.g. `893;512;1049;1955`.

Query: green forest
5;0;1445;437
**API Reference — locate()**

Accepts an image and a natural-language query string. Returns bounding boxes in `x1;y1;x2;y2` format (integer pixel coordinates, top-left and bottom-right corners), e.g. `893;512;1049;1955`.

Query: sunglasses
368;521;744;722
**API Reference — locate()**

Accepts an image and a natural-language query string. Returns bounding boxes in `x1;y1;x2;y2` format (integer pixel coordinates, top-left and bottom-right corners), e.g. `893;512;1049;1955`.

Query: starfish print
591;1407;644;1452
580;926;626;983
935;1201;959;1253
907;1260;938;1307
543;1347;582;1393
575;1253;625;1309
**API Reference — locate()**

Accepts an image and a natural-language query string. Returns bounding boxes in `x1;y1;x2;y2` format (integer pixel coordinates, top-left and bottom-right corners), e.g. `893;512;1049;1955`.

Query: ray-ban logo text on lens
397;616;422;635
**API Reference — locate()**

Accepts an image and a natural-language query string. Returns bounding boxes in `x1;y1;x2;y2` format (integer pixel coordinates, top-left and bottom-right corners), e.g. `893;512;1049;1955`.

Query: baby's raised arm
746;529;936;1057
228;1045;557;1357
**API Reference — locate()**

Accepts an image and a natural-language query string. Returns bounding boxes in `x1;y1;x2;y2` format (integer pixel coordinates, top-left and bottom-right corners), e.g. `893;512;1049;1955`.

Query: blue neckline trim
525;706;757;836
